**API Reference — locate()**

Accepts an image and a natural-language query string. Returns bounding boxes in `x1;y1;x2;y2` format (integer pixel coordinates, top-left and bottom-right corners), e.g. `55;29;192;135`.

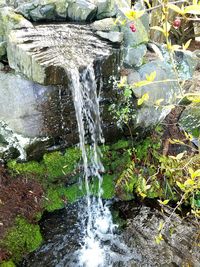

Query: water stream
69;64;131;266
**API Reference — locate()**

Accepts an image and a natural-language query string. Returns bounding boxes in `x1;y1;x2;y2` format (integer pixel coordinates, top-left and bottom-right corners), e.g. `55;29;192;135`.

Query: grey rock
127;70;141;84
125;60;181;128
176;50;199;79
134;60;180;105
0;7;33;38
15;3;37;20
123;205;200;266
124;44;147;67
91;18;117;32
0;62;4;69
0;0;6;7
29;6;45;21
29;4;56;21
135;106;173;128
179;103;200;137
96;31;123;43
134;0;150;30
6;23;112;85
67;0;97;21
90;0;116;19
120;19;149;47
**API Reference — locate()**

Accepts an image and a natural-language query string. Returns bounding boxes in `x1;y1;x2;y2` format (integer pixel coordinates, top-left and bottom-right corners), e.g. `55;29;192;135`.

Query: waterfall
69;64;132;267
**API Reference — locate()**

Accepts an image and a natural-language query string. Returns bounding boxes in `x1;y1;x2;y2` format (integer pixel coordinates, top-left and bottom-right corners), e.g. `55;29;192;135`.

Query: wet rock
122;205;200;266
0;25;122;159
6;23;112;85
124;44;147;67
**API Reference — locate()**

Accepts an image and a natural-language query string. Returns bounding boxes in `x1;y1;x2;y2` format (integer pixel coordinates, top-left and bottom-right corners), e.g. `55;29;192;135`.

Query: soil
0;165;43;261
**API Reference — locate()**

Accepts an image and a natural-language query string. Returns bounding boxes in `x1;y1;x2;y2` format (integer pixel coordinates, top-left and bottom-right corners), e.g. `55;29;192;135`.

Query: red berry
130;23;136;32
173;18;181;29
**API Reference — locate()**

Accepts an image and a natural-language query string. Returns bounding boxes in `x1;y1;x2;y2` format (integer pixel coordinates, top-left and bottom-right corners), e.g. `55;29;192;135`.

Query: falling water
69;65;132;267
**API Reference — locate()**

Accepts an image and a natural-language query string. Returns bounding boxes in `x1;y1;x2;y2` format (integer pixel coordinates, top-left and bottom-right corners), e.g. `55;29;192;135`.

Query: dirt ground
0;165;43;261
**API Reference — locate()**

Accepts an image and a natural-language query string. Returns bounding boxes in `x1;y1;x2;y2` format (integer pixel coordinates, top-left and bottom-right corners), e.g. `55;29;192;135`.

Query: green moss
45;184;85;212
7;147;81;184
43;148;81;181
45;175;115;212
110;140;130;150
1;218;42;262
0;261;16;267
7;160;45;176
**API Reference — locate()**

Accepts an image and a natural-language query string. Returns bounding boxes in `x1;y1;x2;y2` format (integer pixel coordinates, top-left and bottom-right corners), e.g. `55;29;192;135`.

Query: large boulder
125;60;182;128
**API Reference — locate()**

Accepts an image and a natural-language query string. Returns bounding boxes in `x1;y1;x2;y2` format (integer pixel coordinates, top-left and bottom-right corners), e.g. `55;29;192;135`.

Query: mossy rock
45;174;115;212
7;147;81;184
1;217;42;262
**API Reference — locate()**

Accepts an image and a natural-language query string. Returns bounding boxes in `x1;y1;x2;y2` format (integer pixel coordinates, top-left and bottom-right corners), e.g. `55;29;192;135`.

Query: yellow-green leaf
155;98;164;106
176;152;185;160
146;71;156;82
182;39;192;50
158;221;164;231
184;5;200;14
158;199;170;205
151;26;164;33
167;4;184;15
184;179;195;186
176;181;185;190
155;233;164;244
133;80;151;88
137;93;149;106
144;0;151;8
124;9;145;20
